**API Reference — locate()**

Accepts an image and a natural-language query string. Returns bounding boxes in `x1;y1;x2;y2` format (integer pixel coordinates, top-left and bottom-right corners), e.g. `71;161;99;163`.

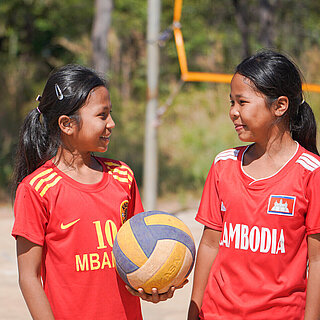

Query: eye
239;100;248;105
230;100;235;107
98;112;108;119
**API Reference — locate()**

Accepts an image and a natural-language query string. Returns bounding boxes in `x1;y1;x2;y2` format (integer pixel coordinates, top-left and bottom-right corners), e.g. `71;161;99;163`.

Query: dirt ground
0;202;203;320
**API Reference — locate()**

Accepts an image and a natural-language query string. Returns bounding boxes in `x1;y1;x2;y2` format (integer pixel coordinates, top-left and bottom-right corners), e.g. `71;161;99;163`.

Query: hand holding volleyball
113;211;196;295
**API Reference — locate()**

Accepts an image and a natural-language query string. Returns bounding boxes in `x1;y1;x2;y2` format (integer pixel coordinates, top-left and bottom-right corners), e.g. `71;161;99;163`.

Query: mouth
100;135;111;141
234;124;245;132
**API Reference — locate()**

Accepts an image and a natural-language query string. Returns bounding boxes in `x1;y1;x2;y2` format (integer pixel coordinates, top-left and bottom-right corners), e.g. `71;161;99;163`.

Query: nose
107;114;116;129
229;104;240;120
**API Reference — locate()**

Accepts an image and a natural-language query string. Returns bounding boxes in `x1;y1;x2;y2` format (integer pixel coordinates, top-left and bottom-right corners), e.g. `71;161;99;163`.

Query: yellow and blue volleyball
113;210;196;294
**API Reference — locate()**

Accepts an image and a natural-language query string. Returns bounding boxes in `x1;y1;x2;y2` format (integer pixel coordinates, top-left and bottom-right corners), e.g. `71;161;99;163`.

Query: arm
188;227;221;320
305;233;320;320
17;236;55;320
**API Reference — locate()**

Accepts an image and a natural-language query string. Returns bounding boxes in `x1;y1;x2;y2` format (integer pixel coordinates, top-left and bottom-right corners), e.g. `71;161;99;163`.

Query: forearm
189;245;217;309
304;260;320;320
305;234;320;320
17;237;55;320
188;228;220;320
19;275;55;320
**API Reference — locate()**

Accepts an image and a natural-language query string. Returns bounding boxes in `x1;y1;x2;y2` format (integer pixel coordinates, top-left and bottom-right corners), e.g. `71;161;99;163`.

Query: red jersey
12;157;143;320
196;144;320;320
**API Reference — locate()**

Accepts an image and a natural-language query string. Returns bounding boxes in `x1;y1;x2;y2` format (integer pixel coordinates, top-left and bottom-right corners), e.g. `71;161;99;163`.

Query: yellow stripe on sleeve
35;173;58;191
112;168;133;181
39;176;62;197
108;172;129;184
105;161;134;176
29;168;53;186
104;161;121;167
120;165;133;176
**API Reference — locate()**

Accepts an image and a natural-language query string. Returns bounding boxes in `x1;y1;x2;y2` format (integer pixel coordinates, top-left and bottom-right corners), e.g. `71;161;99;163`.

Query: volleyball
113;210;196;294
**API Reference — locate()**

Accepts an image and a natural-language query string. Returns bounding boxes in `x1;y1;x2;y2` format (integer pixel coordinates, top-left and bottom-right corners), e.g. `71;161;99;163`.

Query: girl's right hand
126;279;188;303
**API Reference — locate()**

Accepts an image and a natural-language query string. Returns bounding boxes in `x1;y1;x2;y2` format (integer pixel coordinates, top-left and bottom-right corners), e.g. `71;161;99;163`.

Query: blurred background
1;0;320;205
1;0;320;319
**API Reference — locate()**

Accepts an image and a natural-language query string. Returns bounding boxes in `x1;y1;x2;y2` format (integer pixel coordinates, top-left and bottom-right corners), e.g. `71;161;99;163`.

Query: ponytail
290;101;319;156
11;108;58;195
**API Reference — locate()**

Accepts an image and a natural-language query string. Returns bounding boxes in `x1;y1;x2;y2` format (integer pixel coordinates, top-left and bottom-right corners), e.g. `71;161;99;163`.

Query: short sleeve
306;169;320;235
195;162;223;231
12;182;49;245
127;177;144;219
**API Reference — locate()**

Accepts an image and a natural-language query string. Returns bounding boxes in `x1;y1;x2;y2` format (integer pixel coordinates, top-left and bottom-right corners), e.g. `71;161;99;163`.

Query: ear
273;96;289;117
58;115;75;135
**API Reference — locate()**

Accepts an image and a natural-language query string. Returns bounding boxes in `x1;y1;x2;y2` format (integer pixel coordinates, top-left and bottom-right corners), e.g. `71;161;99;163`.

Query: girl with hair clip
188;50;320;320
11;65;179;320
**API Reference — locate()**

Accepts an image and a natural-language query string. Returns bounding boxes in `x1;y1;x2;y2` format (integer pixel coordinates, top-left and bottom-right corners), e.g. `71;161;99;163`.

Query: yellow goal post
173;0;320;93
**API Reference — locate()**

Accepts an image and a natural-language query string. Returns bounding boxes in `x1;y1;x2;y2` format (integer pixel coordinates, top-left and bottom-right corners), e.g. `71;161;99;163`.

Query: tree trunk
258;0;277;48
91;0;113;74
121;46;134;101
232;0;251;59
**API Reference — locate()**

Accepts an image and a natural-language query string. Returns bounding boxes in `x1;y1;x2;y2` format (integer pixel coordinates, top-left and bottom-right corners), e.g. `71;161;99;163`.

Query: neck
251;130;296;159
242;131;298;179
255;133;296;157
53;147;103;184
53;147;99;171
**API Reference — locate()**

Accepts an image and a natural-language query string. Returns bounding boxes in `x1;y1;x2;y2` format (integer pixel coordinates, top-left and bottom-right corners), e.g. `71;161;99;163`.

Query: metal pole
143;0;161;210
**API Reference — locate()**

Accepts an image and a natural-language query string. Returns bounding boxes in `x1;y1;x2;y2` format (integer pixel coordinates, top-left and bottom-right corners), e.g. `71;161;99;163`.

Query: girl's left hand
126;279;189;303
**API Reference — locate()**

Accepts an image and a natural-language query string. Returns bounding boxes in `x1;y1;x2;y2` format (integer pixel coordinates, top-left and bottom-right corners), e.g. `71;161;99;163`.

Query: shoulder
19;160;62;198
214;146;245;165
97;157;134;175
96;157;136;188
295;148;320;173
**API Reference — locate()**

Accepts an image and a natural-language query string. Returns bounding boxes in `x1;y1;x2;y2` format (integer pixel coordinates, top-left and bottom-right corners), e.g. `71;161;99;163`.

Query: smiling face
72;86;115;153
229;73;277;144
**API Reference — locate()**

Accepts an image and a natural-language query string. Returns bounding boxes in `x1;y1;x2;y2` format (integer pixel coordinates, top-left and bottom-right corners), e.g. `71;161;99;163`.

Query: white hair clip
55;83;64;100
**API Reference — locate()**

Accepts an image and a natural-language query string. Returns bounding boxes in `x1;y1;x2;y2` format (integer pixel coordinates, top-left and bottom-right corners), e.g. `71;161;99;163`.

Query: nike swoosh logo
61;219;80;230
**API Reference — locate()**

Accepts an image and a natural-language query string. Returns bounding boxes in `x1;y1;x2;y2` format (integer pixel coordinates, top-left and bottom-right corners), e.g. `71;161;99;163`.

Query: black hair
235;49;319;156
12;64;107;194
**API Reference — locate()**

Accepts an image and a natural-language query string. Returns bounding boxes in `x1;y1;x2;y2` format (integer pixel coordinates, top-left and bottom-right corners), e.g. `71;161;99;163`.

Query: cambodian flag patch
267;195;296;216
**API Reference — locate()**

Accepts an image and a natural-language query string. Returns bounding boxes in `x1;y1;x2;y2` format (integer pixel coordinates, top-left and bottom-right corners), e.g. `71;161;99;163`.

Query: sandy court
0;204;203;320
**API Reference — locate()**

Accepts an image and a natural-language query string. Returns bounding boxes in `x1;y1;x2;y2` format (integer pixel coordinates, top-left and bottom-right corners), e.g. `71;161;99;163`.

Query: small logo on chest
120;200;129;224
267;195;296;216
61;218;81;229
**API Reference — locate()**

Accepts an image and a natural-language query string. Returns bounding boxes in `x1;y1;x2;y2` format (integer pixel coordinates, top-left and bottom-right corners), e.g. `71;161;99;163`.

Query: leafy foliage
1;0;320;201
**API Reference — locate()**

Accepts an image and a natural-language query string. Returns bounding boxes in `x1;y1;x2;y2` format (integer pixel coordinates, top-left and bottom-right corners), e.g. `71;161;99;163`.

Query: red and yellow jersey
196;143;320;320
12;157;143;320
